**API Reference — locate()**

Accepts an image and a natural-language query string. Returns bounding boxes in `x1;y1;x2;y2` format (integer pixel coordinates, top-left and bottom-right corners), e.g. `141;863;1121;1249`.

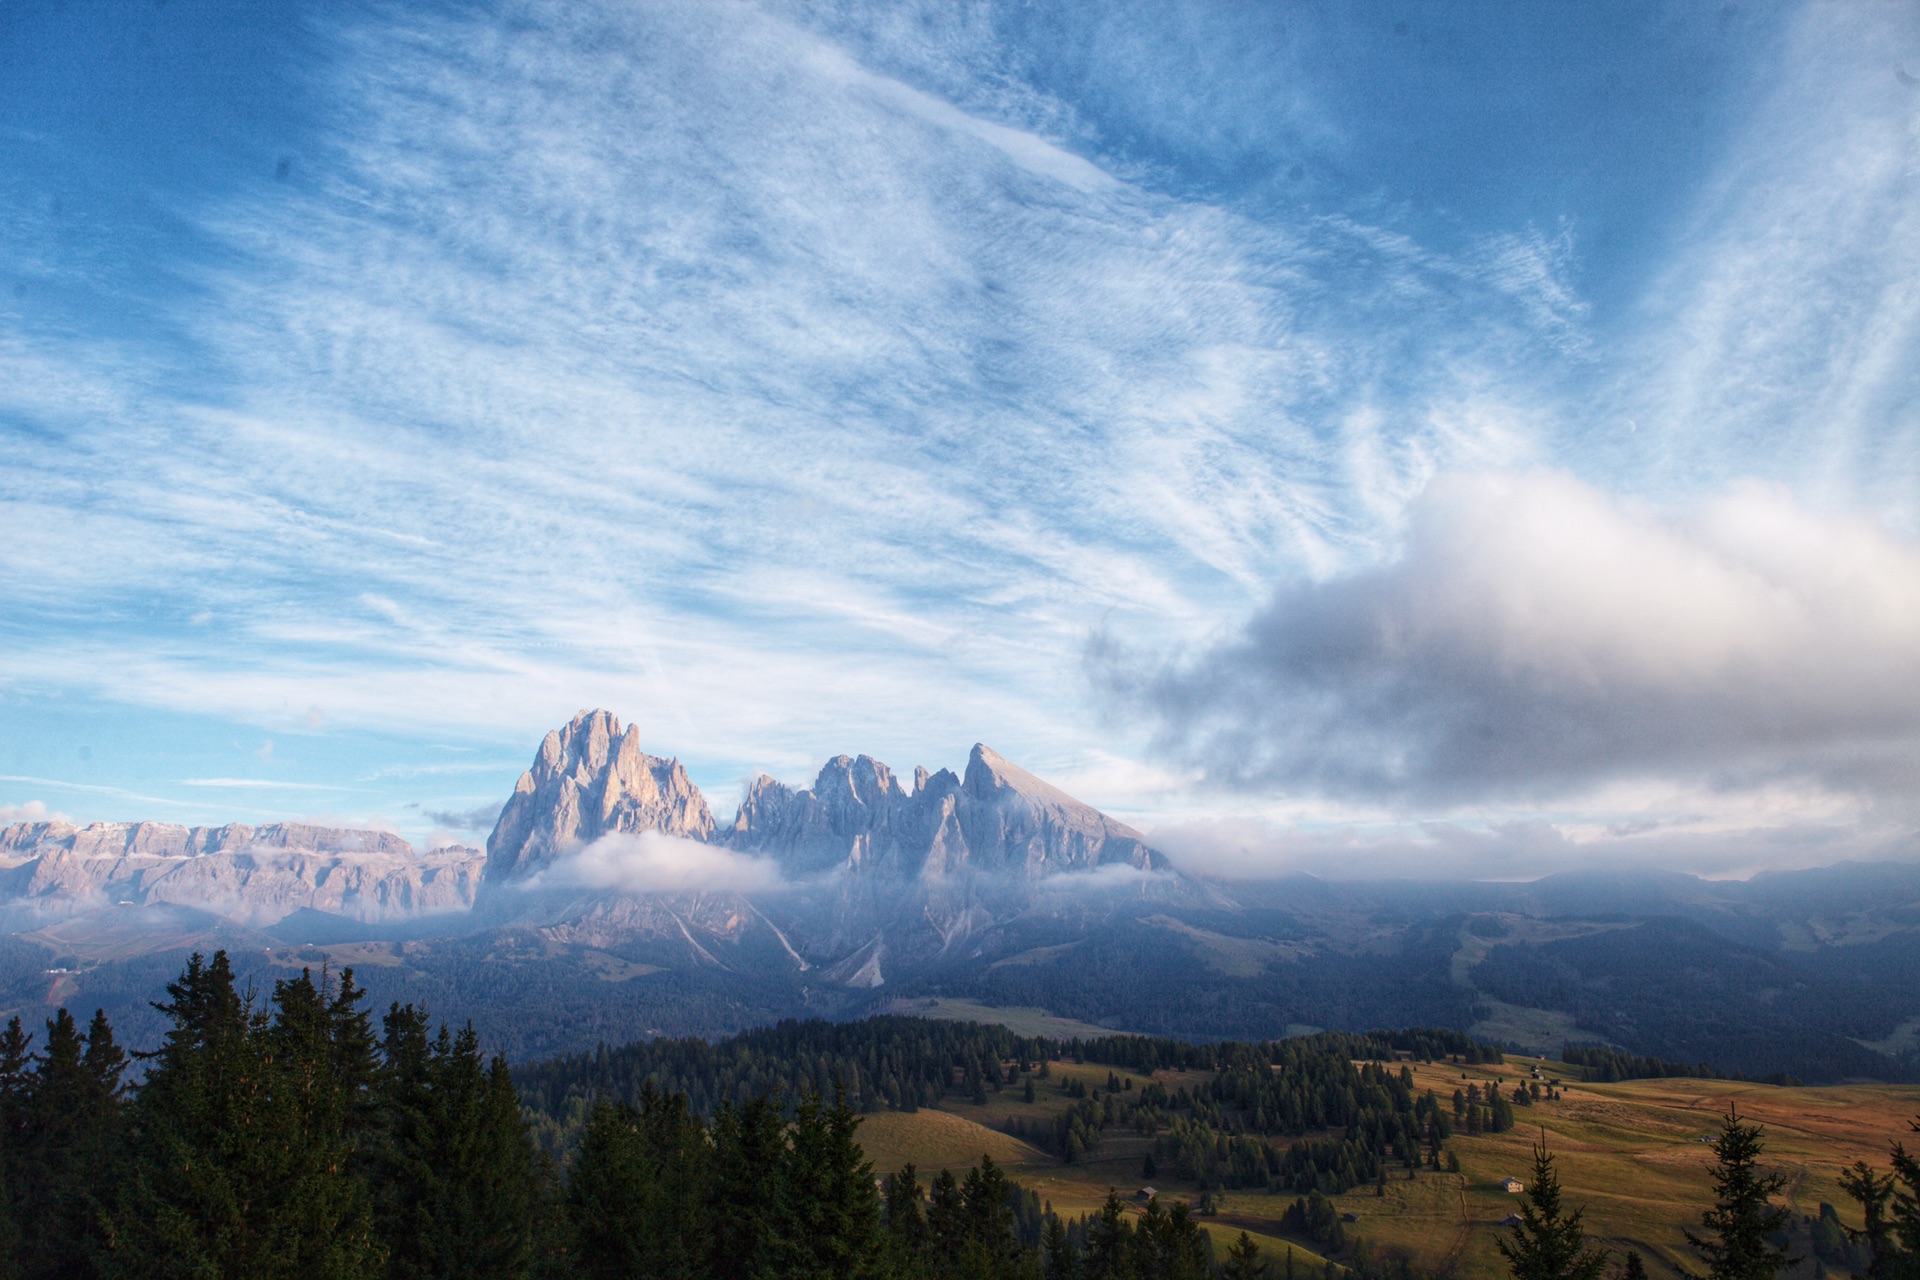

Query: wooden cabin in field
1500;1177;1524;1193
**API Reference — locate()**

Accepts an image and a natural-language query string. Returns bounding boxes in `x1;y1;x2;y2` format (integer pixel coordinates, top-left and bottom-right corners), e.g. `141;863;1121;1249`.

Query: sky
2;0;1918;879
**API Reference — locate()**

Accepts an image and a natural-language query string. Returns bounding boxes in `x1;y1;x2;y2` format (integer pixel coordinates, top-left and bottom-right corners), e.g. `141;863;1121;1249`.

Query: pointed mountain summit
478;712;1170;885
726;754;923;875
723;742;1162;881
484;709;714;882
953;744;1160;876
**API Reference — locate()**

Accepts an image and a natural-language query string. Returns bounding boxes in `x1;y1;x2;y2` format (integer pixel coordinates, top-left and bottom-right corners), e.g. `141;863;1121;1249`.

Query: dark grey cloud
420;804;502;832
1100;470;1920;808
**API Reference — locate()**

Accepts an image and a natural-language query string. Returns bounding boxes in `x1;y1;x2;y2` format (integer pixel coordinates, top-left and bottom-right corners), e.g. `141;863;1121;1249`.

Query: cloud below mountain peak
537;831;788;895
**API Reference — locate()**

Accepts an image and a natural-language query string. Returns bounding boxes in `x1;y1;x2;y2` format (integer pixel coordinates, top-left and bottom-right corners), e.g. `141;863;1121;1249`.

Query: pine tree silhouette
1497;1134;1609;1280
1686;1107;1796;1280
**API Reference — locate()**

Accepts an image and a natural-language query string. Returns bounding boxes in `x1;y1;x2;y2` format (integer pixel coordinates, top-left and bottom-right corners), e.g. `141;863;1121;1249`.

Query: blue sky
3;0;1917;877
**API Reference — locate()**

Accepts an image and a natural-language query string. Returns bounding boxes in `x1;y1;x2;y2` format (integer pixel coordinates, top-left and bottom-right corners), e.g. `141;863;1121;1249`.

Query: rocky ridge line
482;708;1165;887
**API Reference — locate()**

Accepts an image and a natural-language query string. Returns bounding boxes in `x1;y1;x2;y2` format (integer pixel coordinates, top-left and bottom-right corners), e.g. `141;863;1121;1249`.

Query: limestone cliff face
0;714;1169;958
483;710;715;882
723;744;1159;881
726;755;938;875
952;745;1159;876
0;821;414;860
0;822;481;925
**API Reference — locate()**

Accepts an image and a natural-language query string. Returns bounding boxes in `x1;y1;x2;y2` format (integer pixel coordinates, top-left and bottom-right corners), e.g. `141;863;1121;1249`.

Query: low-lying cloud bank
533;831;787;895
1148;814;1911;883
1101;470;1920;812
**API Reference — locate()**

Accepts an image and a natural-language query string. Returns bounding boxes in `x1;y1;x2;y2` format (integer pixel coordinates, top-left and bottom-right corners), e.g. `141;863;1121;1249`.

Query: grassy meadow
859;1044;1920;1279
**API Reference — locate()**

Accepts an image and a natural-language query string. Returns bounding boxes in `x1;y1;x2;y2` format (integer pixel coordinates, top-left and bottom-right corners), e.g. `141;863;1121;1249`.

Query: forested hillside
517;1016;1504;1196
0;951;1340;1280
515;1017;1500;1121
5;951;1920;1279
914;917;1480;1041
1473;918;1920;1082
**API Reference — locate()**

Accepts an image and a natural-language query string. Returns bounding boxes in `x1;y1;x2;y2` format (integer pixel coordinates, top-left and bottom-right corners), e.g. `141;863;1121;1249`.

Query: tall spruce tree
567;1100;655;1280
1221;1232;1269;1280
566;1084;709;1280
263;967;380;1277
1132;1198;1209;1280
0;1017;32;1186
633;1084;711;1280
1840;1115;1920;1280
1686;1108;1796;1280
786;1093;883;1280
885;1162;933;1278
709;1095;793;1280
19;1008;123;1280
1497;1137;1609;1280
0;1013;32;1276
926;1166;969;1277
1083;1192;1135;1280
104;951;383;1280
1043;1213;1079;1280
959;1155;1025;1280
373;1006;538;1280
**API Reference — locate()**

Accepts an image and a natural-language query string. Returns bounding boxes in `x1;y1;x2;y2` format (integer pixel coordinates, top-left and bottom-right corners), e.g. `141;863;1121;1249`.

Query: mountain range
3;709;1919;1084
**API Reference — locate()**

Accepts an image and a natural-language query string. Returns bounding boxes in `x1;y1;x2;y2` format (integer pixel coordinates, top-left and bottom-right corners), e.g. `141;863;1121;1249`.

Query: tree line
1558;1044;1802;1088
517;1018;1500;1134
0;950;1327;1280
0;952;540;1279
518;1016;1495;1195
23;948;1915;1280
1558;1044;1727;1083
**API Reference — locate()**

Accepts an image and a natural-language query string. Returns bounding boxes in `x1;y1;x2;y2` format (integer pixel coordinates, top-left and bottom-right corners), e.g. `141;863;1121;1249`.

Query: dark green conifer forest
0;951;1255;1280
11;951;1918;1280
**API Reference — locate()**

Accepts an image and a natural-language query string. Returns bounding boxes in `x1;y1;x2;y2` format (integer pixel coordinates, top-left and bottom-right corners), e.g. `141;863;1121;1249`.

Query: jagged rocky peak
951;743;1161;877
484;709;715;882
728;754;917;875
723;741;1162;881
481;711;1166;890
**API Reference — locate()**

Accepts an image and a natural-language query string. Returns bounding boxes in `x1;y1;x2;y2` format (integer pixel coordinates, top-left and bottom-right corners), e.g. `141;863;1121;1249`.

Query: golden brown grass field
859;1050;1920;1279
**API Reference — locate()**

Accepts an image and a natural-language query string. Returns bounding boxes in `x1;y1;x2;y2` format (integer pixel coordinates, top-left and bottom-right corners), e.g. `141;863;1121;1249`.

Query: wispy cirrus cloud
1609;0;1920;524
0;0;1552;797
180;778;358;791
3;0;1915;875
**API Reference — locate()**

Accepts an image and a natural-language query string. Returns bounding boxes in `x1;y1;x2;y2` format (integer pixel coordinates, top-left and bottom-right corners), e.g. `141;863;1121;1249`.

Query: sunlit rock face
726;755;929;876
0;822;481;925
0;821;415;860
0;712;1173;978
483;709;715;882
472;713;1180;981
950;744;1160;877
724;743;1162;882
481;708;1161;891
